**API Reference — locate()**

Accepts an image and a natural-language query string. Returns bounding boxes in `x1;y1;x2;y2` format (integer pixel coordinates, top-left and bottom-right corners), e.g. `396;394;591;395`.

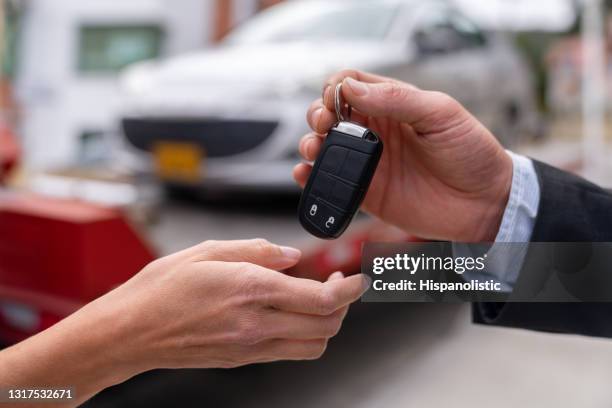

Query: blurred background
1;0;612;407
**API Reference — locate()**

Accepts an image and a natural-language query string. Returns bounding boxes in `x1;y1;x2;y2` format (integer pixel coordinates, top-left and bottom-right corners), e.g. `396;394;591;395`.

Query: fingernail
280;246;301;260
312;107;323;126
302;135;313;150
362;274;372;291
322;84;330;102
344;77;368;96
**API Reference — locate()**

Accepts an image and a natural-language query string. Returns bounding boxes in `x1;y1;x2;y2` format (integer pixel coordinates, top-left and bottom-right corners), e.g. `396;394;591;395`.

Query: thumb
188;239;302;270
342;77;466;134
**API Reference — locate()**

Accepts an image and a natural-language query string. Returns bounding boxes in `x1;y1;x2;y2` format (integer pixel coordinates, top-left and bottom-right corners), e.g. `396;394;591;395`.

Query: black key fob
298;121;383;239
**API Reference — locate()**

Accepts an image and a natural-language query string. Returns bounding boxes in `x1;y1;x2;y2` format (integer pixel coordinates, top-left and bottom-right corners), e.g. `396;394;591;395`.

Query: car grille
122;118;278;158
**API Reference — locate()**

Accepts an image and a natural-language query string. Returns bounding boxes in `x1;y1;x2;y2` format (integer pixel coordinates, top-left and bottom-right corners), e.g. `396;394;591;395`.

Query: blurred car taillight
0;121;20;183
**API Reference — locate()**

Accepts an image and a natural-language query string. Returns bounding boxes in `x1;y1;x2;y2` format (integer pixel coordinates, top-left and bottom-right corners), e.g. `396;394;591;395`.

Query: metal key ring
334;82;352;122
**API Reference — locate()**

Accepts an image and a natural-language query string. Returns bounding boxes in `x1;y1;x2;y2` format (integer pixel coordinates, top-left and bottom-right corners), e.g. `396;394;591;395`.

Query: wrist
53;300;144;392
75;290;155;384
470;150;513;242
0;299;143;405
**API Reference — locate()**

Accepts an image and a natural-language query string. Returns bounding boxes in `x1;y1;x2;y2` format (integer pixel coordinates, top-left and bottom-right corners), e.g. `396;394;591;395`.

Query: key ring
334;82;352;122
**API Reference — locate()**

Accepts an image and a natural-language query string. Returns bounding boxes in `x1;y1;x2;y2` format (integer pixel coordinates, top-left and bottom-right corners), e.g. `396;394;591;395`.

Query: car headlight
119;62;157;97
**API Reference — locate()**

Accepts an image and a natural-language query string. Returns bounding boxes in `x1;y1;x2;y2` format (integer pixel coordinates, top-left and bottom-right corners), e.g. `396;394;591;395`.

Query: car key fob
298;83;383;239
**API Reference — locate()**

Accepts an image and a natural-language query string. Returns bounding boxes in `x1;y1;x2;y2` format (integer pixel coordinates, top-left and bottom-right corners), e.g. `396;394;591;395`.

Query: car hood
121;41;402;102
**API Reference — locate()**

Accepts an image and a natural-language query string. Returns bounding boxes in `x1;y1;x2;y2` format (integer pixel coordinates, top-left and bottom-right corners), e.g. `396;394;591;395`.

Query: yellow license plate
154;142;204;183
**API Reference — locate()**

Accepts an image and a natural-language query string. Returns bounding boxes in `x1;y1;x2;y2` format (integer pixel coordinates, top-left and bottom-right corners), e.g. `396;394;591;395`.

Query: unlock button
314;200;345;235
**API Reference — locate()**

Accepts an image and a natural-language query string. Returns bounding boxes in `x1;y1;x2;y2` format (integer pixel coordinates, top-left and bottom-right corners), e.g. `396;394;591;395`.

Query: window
77;25;163;73
225;1;398;44
415;8;486;54
2;2;22;79
449;13;487;48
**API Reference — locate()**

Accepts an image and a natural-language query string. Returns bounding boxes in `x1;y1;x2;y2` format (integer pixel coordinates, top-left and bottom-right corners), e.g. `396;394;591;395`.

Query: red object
289;219;422;282
0;192;156;343
0;121;20;183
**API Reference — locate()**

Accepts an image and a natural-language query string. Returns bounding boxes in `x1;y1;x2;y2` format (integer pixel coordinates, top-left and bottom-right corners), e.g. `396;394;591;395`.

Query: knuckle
306;340;328;360
326;315;343;337
237;264;260;289
316;288;338;315
218;361;237;369
253;237;273;251
238;268;274;304
308;99;323;116
336;68;359;80
432;91;460;111
236;316;264;346
143;257;163;272
200;239;220;250
236;261;255;275
325;69;358;90
379;82;409;101
250;238;277;258
196;240;221;258
255;238;281;258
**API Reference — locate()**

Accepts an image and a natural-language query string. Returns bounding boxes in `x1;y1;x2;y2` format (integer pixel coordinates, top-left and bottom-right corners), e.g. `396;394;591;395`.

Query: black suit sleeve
473;160;612;338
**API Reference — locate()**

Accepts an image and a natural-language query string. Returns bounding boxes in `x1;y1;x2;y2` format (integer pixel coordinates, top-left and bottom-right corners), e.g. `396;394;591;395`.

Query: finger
306;98;338;134
263;308;345;340
253;338;328;362
189;239;301;270
341;77;465;133
325;272;351;322
269;273;368;315
293;163;313;189
327;271;344;281
298;133;324;162
322;69;393;110
306;95;372;135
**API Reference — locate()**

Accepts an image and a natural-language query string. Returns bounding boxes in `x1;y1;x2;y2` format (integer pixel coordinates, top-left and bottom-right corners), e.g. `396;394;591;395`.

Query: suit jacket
473;160;612;338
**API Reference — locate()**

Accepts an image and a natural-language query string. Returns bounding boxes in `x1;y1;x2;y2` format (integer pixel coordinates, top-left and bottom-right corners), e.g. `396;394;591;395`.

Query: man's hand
294;70;513;242
0;239;367;407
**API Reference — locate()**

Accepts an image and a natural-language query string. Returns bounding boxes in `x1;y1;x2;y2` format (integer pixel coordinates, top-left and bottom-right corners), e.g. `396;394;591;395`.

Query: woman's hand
103;239;365;370
294;70;513;242
0;239;367;407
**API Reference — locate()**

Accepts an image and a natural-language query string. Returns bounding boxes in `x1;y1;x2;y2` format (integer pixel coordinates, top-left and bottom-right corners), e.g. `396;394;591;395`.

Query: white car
119;0;538;192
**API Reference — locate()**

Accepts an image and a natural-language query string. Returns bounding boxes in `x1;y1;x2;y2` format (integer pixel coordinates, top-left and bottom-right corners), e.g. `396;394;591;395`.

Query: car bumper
119;96;312;191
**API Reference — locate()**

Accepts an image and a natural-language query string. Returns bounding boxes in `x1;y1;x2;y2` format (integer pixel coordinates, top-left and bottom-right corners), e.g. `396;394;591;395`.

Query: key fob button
304;195;322;220
311;172;334;198
339;150;370;184
320;146;349;174
329;179;359;209
314;200;345;235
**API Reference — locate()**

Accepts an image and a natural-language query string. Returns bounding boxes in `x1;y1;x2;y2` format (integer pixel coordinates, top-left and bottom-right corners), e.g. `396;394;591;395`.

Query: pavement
84;303;612;408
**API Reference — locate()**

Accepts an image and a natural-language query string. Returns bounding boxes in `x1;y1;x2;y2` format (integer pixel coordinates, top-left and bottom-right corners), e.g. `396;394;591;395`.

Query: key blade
333;122;368;139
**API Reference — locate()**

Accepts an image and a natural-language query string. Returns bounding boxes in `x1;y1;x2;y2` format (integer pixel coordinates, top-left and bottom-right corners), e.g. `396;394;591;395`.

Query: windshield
225;1;399;45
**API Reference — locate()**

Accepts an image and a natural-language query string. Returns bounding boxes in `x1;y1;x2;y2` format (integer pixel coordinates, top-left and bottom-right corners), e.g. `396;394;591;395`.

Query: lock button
302;195;346;236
